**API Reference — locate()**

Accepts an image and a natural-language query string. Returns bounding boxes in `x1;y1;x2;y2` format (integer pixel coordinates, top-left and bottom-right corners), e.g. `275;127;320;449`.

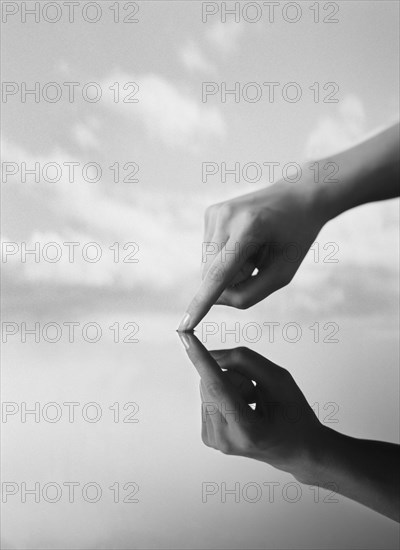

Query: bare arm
180;334;400;522
297;427;400;523
179;123;400;331
319;123;400;219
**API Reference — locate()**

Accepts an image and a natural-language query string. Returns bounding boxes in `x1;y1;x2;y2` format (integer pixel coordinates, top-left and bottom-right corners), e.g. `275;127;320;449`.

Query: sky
1;0;399;322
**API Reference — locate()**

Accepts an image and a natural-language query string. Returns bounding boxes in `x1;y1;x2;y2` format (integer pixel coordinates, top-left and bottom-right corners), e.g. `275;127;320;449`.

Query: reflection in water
179;333;400;523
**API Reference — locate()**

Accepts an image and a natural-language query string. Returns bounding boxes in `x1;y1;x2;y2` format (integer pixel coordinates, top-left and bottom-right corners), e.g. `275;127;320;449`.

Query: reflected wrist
290;426;342;485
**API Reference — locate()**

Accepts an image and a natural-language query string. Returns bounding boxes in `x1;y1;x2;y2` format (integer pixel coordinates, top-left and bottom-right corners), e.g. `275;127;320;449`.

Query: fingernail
177;312;191;332
178;332;191;350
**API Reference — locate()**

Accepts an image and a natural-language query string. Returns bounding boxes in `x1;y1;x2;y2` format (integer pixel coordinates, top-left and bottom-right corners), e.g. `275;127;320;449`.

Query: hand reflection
179;333;321;474
179;333;400;522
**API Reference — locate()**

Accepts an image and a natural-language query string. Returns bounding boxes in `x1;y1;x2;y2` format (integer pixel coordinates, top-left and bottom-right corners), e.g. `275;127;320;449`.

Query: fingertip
177;332;191;350
177;312;196;332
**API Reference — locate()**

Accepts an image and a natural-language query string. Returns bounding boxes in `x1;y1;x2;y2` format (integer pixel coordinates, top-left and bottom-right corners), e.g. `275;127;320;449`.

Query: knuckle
276;366;292;381
189;295;201;310
231;346;248;363
236;431;255;455
238;297;252;310
238;210;256;229
231;293;252;310
280;271;294;287
243;428;263;453
217;202;234;221
218;440;232;455
207;262;226;283
204;380;224;399
188;294;203;314
205;204;218;221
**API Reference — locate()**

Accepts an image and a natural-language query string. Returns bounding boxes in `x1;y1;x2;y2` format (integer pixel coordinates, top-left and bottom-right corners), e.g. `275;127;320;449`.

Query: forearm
317;123;400;221
295;427;400;522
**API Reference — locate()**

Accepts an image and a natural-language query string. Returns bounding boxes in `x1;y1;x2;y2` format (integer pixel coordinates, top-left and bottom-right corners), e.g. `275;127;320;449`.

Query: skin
178;123;399;331
179;333;400;522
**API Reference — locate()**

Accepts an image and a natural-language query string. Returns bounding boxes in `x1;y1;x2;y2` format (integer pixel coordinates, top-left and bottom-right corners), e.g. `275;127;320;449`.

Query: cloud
72;122;100;150
304;94;366;159
180;40;216;74
205;21;243;55
2;133;398;319
302;94;399;315
1;139;203;297
100;72;225;149
285;195;399;318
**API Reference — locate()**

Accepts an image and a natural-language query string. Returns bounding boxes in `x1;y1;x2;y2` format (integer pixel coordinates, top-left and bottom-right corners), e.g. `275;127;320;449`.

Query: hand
179;333;400;522
178;123;399;331
179;333;324;477
178;178;326;331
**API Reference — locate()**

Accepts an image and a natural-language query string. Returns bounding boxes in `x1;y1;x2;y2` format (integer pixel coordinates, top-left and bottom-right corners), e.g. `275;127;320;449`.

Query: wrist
309;153;354;223
310;123;400;221
295;161;342;226
290;425;343;485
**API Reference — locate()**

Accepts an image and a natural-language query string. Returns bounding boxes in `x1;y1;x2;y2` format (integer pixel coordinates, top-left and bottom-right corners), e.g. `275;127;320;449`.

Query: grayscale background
1;1;399;548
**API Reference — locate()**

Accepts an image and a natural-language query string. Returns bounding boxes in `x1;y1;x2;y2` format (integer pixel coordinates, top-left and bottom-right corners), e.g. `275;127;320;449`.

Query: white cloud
55;59;71;77
2;135;398;317
303;93;399;283
1;139;203;293
73;122;100;150
100;72;225;149
205;21;243;55
304;94;366;159
294;200;399;309
180;40;216;74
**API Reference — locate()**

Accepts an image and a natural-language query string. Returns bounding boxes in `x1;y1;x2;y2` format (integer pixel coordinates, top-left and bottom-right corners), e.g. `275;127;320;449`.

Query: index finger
179;332;246;415
178;238;249;331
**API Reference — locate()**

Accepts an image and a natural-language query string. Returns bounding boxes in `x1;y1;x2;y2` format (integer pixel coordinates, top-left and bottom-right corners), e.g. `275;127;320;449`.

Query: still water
2;308;398;549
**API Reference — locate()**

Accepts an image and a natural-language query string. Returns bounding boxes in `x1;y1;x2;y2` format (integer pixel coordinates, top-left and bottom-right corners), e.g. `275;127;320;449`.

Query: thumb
217;265;285;310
